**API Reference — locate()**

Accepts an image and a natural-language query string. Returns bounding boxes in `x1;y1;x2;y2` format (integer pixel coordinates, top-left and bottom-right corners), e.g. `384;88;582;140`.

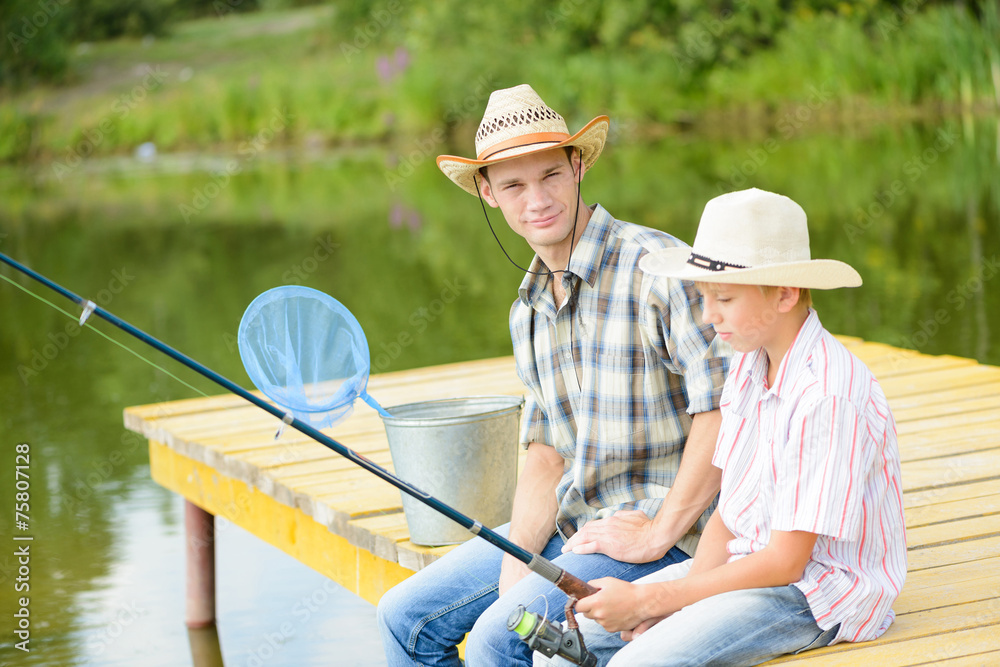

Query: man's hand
499;554;533;596
561;510;664;562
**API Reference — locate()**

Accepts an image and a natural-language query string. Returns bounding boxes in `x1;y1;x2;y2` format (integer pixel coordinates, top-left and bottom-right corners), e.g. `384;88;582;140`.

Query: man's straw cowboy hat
437;84;609;196
640;188;862;290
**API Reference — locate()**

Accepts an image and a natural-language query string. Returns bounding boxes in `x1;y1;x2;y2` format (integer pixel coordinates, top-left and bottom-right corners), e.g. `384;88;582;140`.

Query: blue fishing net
238;286;389;429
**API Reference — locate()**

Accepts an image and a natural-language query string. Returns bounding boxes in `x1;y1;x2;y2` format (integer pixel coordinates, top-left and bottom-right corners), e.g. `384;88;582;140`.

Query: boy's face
698;283;784;353
478;148;584;255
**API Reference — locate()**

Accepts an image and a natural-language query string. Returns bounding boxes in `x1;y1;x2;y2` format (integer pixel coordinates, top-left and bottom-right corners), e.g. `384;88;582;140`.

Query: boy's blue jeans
376;523;690;666
535;560;839;667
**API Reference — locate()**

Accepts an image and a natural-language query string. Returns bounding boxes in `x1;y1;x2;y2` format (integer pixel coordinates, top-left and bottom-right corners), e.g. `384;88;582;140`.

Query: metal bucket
381;395;523;546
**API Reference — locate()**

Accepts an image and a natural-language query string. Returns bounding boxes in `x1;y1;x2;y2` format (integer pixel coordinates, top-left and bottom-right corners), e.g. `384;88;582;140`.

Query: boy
541;188;906;666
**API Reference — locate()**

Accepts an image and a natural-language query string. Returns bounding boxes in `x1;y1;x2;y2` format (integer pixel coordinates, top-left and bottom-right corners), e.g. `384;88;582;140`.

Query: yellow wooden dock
124;338;1000;665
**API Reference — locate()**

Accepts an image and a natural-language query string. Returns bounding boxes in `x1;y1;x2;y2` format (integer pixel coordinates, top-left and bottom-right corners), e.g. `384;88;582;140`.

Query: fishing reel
507;603;597;667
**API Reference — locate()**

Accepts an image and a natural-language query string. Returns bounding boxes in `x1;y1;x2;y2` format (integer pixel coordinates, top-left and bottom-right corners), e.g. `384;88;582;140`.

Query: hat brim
639;248;862;290
436;116;610;196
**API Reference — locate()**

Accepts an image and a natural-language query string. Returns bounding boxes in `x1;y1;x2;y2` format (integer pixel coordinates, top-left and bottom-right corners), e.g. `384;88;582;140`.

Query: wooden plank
895;557;1000;615
898;428;1000;462
889;381;1000;417
767;598;1000;664
765;624;1000;666
865;354;976;379
926;650;1000;666
905;479;1000;510
879;365;1000;400
901;449;1000;492
905;494;1000;527
906;514;1000;550
907;535;1000;572
896;407;1000;437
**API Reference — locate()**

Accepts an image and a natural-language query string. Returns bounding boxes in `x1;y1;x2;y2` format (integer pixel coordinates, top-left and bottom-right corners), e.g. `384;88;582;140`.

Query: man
377;84;730;666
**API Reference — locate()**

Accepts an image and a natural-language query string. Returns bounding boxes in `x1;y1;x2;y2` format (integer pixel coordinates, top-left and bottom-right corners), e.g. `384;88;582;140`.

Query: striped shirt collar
517;203;611;309
742;308;823;397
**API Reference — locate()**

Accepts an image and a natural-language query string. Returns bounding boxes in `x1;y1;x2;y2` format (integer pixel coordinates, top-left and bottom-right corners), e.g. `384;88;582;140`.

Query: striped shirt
511;205;730;553
713;309;907;644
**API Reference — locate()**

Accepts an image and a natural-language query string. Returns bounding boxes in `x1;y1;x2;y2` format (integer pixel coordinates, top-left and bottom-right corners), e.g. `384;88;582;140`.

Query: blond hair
695;282;812;309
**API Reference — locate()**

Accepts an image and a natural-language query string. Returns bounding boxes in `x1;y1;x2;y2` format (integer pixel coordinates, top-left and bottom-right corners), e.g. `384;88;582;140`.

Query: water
1;116;998;666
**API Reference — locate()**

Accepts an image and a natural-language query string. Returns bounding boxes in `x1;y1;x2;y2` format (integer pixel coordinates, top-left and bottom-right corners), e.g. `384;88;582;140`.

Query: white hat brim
639;248;862;290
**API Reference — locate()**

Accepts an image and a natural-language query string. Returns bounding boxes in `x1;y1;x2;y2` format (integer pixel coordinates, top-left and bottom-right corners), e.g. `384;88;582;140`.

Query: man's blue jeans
376;523;690;666
536;560;839;667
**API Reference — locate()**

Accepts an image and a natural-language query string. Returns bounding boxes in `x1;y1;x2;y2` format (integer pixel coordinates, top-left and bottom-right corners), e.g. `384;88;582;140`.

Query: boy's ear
776;286;802;313
477;173;500;208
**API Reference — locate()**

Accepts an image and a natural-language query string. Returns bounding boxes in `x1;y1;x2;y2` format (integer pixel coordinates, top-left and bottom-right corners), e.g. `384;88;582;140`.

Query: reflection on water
1;117;997;666
188;626;224;667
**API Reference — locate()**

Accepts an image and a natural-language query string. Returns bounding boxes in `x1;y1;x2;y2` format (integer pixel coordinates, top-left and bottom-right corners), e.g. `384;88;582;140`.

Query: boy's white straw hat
640;188;862;289
436;84;609;196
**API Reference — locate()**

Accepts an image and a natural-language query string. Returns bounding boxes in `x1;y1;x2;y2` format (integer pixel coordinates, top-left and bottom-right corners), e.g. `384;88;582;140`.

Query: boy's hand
576;577;665;634
561;510;662;562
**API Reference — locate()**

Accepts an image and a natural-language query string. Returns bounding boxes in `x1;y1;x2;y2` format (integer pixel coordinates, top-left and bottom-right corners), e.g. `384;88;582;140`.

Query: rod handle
556;569;599;599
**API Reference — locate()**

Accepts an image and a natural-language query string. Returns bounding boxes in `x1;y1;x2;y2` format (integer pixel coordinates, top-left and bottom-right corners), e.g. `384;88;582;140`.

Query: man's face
479;148;584;255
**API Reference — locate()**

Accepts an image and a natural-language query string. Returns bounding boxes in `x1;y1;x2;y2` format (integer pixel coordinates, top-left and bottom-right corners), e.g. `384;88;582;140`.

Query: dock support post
185;500;216;629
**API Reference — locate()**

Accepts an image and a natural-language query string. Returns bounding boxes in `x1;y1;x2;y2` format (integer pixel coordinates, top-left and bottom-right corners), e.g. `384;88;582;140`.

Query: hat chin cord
474;148;583;280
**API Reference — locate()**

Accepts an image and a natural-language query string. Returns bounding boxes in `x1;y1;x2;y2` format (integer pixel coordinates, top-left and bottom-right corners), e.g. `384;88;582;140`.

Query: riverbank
2;2;998;164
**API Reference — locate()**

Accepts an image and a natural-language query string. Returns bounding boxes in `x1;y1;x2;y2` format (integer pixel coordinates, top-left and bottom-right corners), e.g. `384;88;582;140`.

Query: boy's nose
701;301;720;325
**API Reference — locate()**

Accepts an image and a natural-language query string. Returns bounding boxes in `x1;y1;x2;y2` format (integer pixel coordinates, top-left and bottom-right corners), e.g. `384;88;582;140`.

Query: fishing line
0;271;209;397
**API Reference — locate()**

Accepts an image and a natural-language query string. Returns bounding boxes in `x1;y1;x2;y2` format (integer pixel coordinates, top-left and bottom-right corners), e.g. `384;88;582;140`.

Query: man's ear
477;172;500;208
571;148;588;182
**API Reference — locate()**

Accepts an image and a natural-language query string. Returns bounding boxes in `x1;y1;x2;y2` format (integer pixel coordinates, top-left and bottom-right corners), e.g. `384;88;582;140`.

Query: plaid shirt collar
517;203;610;311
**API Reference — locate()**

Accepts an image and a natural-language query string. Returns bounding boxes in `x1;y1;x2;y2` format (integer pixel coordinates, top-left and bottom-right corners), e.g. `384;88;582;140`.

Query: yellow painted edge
149;439;413;605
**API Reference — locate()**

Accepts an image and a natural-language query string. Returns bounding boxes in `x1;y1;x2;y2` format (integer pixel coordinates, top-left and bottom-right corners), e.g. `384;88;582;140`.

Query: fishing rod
0;252;598;604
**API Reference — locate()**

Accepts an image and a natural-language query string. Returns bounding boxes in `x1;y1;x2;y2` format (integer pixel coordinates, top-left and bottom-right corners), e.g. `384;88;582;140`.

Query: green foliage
0;0;72;88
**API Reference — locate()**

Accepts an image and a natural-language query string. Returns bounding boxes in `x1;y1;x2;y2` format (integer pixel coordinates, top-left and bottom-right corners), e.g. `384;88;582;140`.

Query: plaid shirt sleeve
642;273;730;415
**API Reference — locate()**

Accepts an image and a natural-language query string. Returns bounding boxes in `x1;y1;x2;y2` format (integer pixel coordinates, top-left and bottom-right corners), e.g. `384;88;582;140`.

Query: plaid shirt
510;205;730;552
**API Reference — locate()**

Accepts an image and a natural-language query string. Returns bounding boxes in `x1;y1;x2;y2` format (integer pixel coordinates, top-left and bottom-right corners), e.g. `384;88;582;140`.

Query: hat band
687;253;749;272
478;131;571;160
